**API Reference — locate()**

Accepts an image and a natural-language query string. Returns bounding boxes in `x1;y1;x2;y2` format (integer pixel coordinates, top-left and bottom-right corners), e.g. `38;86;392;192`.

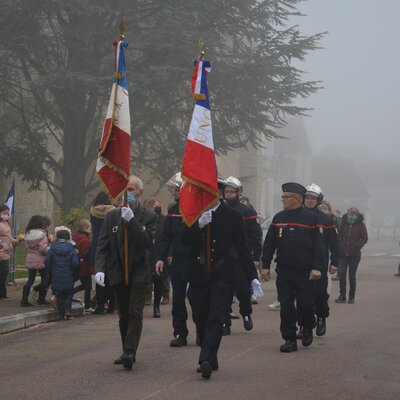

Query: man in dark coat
155;173;192;347
303;183;339;336
175;200;260;379
261;182;323;353
95;175;156;370
222;176;262;333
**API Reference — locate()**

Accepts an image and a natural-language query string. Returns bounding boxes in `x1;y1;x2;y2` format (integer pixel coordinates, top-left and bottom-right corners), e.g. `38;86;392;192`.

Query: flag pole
119;21;130;286
198;34;212;274
124;190;129;286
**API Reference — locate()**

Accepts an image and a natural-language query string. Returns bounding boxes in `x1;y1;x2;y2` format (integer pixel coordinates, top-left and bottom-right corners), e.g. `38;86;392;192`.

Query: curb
0;304;84;334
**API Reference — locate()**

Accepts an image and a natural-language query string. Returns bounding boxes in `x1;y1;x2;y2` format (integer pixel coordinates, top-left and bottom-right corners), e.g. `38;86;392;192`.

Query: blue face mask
347;215;357;224
127;191;137;205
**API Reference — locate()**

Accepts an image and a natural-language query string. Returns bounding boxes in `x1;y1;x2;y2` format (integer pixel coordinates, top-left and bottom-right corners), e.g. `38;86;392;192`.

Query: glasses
281;195;297;200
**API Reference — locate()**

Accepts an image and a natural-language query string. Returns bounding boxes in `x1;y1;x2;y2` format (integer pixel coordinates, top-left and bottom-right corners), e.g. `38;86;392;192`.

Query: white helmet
224;176;243;196
166;172;183;188
305;183;324;203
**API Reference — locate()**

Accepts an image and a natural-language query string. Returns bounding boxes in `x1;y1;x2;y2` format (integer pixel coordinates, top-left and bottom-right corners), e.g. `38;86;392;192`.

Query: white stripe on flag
187;104;214;150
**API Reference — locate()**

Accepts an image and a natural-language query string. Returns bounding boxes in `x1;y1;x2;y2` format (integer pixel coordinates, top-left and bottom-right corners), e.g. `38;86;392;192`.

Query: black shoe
197;363;218;373
170;335;187;347
37;298;50;305
199;361;213;379
302;328;313;347
296;326;304;340
221;324;231;336
21;301;33;307
153;306;161;318
121;352;135;370
114;354;123;365
280;339;298;353
335;297;346;303
316;317;326;336
243;315;253;331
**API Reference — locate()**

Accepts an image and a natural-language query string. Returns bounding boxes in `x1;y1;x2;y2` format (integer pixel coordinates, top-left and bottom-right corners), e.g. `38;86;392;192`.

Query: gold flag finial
119;20;126;40
198;33;205;58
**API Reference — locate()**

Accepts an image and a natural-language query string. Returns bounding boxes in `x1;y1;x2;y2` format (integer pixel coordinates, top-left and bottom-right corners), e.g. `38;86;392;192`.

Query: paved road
1;241;399;400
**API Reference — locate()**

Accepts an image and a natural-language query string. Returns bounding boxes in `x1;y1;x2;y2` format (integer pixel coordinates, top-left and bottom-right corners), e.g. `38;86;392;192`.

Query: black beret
282;182;306;195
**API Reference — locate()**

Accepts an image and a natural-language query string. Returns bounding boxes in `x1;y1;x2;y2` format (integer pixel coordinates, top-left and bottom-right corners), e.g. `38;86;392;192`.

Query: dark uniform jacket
262;206;323;272
181;201;257;285
314;209;340;270
157;201;188;261
226;199;262;262
95;204;156;286
338;213;368;257
149;213;166;266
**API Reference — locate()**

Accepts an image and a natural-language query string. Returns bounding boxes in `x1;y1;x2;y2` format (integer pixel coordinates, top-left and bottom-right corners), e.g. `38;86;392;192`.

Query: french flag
96;40;131;201
5;179;15;216
180;57;219;226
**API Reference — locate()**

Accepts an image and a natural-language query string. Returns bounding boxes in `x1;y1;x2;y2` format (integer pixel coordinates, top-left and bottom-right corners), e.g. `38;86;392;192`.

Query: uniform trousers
224;263;252;327
169;260;189;337
113;282;147;355
188;280;234;368
314;269;329;318
276;268;316;340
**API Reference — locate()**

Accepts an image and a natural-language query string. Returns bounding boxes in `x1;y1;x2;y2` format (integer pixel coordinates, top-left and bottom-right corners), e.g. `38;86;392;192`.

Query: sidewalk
0;279;83;334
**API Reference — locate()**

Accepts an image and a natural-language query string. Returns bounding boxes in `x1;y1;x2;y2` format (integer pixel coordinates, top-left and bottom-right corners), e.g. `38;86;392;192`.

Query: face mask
154;206;162;215
347;215;357;224
0;214;10;221
127;191;137;204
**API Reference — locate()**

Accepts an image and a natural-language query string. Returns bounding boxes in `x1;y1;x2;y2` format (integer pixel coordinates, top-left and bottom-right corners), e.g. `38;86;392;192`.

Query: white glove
251;278;264;298
121;206;134;222
95;272;105;287
198;210;212;229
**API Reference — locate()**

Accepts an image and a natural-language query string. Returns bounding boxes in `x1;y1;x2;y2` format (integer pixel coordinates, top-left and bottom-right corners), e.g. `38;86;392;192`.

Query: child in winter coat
21;215;50;306
72;219;94;312
45;226;80;320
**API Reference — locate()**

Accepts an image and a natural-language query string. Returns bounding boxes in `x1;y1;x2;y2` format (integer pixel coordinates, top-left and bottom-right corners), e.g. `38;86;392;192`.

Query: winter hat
54;225;72;240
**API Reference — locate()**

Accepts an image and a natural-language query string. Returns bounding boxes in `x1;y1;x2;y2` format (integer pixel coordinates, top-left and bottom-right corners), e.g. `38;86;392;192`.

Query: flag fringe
95;172;127;205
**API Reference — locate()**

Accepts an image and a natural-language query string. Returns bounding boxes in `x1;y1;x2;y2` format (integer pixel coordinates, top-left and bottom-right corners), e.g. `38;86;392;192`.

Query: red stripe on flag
97;166;129;200
181;140;217;187
100;124;131;173
180;183;218;226
180;141;219;226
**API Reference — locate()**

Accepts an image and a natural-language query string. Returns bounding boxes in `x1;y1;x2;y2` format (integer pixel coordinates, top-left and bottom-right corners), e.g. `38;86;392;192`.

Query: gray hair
131;175;144;190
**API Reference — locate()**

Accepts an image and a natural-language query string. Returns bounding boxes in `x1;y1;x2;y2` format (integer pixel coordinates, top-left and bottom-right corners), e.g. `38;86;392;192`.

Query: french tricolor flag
180;57;219;226
96;40;131;201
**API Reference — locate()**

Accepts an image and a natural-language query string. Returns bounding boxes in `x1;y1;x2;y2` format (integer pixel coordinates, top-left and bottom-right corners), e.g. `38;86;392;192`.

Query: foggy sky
294;0;400;162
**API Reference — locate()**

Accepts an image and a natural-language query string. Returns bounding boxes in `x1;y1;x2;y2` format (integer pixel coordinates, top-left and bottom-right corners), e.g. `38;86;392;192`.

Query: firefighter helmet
305;183;324;204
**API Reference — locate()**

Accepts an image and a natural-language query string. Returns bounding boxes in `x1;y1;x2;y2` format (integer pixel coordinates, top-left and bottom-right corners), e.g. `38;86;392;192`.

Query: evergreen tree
0;0;324;212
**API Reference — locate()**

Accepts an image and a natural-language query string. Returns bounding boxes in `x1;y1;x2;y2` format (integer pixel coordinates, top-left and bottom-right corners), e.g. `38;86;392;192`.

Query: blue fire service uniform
225;199;262;322
157;200;190;340
262;205;323;341
182;201;257;371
